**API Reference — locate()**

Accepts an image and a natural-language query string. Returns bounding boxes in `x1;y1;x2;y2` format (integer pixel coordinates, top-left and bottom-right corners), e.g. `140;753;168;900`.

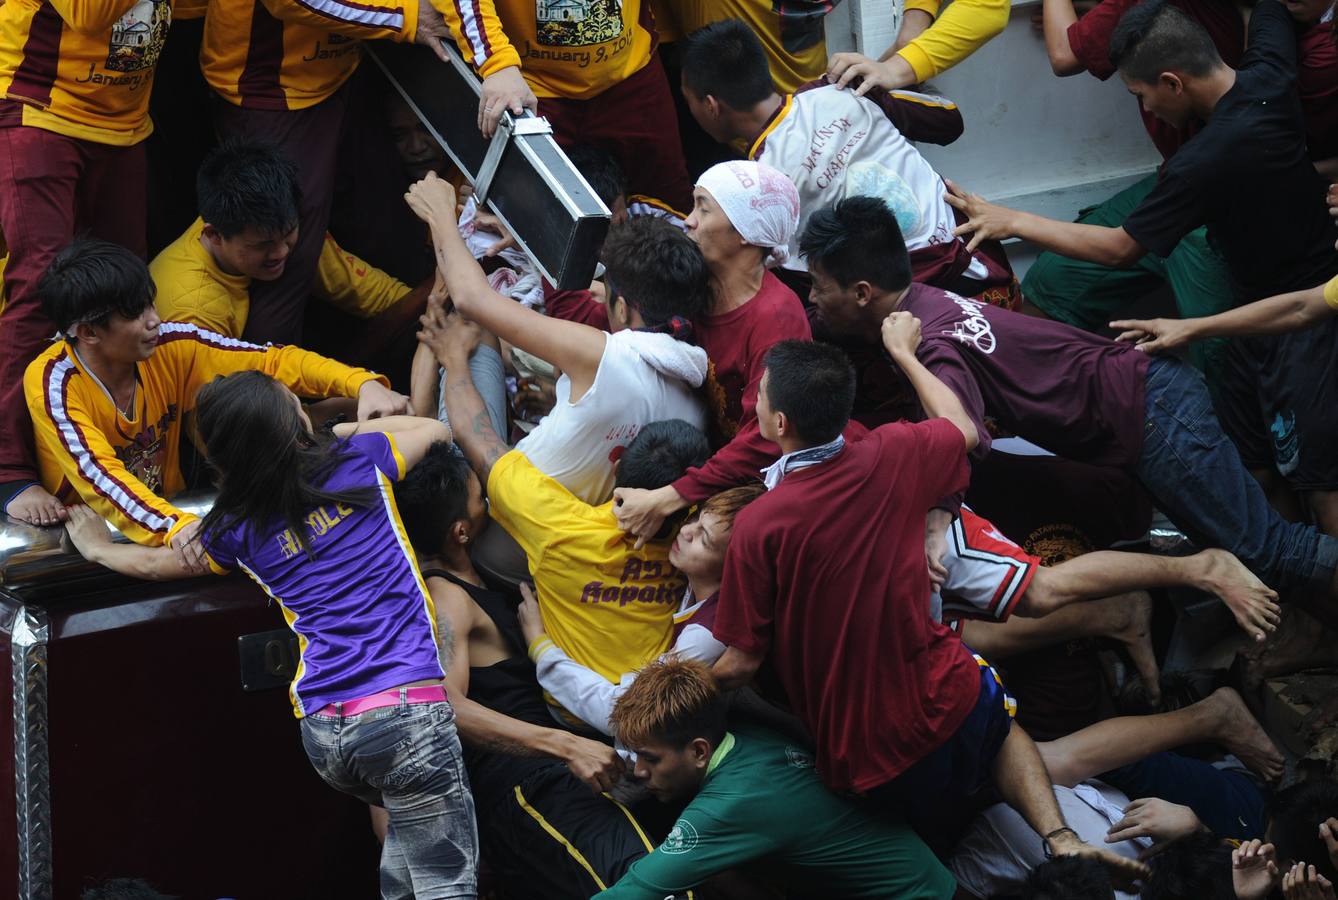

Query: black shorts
471;759;685;899
1214;321;1338;491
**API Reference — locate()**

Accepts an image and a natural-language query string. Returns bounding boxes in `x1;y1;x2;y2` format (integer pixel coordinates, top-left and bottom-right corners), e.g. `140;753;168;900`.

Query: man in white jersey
678;18;1016;302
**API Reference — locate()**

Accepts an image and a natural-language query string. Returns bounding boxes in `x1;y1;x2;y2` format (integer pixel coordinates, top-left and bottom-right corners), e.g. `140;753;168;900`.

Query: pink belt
317;684;447;718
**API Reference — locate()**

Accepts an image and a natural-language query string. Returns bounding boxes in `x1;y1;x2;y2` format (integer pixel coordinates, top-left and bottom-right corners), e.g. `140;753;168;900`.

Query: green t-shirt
595;727;956;899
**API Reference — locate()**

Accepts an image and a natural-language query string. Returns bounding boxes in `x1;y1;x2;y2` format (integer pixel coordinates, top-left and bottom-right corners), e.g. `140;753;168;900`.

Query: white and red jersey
749;80;987;282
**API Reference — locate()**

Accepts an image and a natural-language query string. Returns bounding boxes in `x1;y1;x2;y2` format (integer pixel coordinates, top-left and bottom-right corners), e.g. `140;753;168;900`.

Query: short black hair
799;197;914;293
615;420;710;491
601;218;711;326
1021;857;1115;900
394;441;474;555
196;137;302;239
566;144;628;210
1142;832;1235;900
681;19;775;110
1109;0;1224;83
1268;779;1338;880
39;239;155;341
762;340;855;445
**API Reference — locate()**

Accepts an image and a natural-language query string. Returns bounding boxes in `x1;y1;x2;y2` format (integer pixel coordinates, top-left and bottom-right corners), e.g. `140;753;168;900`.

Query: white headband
696;160;801;267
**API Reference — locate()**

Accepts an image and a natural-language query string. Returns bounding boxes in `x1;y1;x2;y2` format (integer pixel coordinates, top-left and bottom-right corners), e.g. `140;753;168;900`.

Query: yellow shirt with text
442;0;655;100
151;217;410;338
0;0;174;145
488;450;679;692
25;324;385;546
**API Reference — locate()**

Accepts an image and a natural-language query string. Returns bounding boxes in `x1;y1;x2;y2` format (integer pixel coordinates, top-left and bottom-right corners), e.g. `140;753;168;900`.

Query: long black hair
196;370;378;556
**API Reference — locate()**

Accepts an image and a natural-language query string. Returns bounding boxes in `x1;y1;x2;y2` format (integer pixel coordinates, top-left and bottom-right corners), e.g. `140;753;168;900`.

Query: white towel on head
695;160;801;267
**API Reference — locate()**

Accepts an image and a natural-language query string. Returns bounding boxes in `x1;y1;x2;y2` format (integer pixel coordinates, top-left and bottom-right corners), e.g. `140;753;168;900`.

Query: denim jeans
1135;356;1338;591
300;696;478;899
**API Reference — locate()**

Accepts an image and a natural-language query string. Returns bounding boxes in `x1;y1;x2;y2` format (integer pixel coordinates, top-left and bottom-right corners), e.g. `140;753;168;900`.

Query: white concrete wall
829;0;1162;226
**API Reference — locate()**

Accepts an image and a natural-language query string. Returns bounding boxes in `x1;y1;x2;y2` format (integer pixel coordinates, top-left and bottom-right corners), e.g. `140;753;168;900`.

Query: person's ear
612;295;631;328
1160;72;1185;95
704;94;721;119
774;410;790;439
72;321;101;345
689;737;712;767
451;519;471;547
201;223;225;250
853;280;875;308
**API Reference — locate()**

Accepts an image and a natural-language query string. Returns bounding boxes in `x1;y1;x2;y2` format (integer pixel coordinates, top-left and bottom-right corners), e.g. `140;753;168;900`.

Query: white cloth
760;434;845;490
950;781;1151;900
754;84;986;279
516;329;709;505
695;160;801;267
459;196;532;271
531;589;726;737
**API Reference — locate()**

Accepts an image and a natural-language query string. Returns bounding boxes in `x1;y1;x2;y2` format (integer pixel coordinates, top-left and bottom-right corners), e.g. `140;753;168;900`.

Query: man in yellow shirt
151;139;410;339
434;316;709;723
202;0;451;347
26;238;409;550
441;0;693;211
0;1;176;527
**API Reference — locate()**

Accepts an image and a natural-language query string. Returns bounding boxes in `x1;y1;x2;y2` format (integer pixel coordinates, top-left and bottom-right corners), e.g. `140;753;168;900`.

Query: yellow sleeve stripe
1323;275;1338;311
384;432;408;481
527;635;556;663
514;785;608;891
887;89;958;111
747;95;795;160
204;552;230;576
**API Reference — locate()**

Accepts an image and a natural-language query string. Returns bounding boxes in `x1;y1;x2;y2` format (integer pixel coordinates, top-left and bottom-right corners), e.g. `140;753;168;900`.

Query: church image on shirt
538;0;623;45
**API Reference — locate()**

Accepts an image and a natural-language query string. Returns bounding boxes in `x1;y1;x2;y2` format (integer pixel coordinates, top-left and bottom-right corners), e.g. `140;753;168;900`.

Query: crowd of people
4;0;1338;897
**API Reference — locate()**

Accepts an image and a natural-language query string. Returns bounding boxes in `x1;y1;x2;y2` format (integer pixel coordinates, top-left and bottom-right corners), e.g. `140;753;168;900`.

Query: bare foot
1203;686;1285;781
1240;606;1338;689
1104;591;1161;708
1195;548;1282;642
4;483;67;527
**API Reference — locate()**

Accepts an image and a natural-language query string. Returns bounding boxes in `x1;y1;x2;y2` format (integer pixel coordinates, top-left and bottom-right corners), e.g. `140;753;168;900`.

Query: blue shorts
867;654;1017;852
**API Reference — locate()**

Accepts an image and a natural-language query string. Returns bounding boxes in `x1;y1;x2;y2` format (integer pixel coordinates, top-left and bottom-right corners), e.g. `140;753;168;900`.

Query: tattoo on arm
441;372;511;483
470;408;508;482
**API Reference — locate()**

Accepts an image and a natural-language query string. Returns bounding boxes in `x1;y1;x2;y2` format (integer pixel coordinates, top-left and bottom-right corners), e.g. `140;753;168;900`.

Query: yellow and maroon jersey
201;0;419;111
25;322;386;546
442;0;656;100
0;0;175;145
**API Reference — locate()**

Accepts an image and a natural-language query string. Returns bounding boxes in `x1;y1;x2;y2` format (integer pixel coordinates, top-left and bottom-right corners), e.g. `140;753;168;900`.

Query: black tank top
421;568;558;809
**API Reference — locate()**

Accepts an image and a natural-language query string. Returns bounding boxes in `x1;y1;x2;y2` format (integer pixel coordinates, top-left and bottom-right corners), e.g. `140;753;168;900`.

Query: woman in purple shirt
66;370;479;900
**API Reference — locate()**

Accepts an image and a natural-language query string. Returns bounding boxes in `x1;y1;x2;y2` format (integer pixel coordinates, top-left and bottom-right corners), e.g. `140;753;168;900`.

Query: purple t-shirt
203;432;444;717
899;283;1150;470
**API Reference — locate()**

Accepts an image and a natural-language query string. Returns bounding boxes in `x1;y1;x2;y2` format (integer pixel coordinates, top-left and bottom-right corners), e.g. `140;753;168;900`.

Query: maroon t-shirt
1299;21;1338;160
1067;0;1245;160
714;418;978;792
670;271;813;504
898;283;1150;469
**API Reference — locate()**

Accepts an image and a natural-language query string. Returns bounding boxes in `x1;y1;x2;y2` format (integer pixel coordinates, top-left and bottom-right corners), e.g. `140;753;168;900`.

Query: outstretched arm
64;505;206;581
431;579;625;793
404;173;606;399
420;309;512;485
945;180;1145;265
1042;0;1086;75
1111;280;1336;352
